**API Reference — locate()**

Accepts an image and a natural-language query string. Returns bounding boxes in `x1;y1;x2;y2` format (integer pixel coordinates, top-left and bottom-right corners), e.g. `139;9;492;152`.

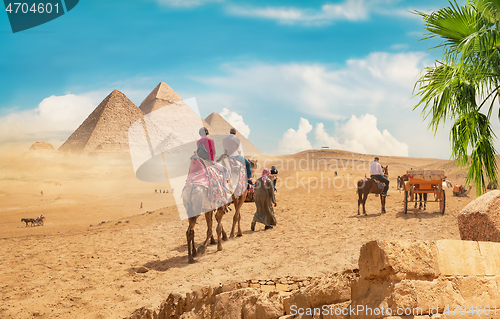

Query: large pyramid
205;112;261;156
139;82;184;115
138;82;215;150
59;90;145;154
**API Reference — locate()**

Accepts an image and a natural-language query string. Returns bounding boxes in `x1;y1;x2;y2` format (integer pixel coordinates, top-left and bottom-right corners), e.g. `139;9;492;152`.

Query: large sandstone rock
351;240;500;319
287;270;355;316
212;288;284;319
458;190;500;242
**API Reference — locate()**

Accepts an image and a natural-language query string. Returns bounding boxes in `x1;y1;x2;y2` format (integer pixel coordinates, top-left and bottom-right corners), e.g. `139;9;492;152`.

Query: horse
21;218;36;226
399;174;427;210
356;165;388;215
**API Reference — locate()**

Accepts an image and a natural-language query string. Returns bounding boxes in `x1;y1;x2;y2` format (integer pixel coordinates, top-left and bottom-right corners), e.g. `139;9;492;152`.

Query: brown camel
184;197;229;264
214;156;258;239
184;156;256;263
356;165;388;215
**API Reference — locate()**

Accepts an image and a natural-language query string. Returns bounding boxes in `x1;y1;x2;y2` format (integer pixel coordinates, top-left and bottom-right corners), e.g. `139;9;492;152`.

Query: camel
183;184;228;263
356;165;388;215
183;156;255;263
214;155;257;239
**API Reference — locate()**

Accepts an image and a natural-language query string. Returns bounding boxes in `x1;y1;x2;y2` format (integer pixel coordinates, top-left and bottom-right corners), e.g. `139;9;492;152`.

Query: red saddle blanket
184;157;231;209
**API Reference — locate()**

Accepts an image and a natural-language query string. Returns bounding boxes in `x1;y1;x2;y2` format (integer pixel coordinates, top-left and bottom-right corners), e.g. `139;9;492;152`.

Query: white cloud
0;93;99;145
194;51;451;157
315;114;409;156
226;0;411;26
277;118;313;154
220;108;250;138
279;114;408;156
227;0;368;26
197;51;429;120
155;0;221;8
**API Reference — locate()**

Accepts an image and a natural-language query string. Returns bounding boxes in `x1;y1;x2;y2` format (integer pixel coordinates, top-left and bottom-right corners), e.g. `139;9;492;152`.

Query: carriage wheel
440;189;446;215
404;190;408;214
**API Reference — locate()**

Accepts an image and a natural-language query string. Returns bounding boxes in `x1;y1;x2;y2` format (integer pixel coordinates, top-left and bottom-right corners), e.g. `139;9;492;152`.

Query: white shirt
222;134;244;157
369;161;384;175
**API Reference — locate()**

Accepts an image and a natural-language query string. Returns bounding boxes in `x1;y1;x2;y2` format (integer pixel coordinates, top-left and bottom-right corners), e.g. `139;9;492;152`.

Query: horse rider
370;157;389;196
223;128;254;185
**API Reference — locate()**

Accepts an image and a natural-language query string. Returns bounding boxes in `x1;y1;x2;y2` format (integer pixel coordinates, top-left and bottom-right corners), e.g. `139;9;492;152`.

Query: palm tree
414;0;500;194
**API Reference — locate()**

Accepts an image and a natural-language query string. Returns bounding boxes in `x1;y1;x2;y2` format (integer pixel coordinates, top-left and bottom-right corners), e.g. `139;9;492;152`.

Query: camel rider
198;127;231;193
370;157;389;196
223;128;254;186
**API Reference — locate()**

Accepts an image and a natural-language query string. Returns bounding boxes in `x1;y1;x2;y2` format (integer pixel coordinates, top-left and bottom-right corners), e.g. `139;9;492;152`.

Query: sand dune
0;149;479;318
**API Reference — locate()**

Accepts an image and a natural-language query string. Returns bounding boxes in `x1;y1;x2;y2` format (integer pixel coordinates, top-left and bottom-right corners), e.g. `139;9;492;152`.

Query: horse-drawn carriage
402;169;446;214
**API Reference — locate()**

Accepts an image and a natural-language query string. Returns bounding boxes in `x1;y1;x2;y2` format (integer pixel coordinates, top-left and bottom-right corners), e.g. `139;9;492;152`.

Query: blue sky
0;0;473;158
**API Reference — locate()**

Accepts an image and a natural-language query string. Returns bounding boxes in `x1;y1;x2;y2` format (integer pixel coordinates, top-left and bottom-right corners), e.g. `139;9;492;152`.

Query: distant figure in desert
251;169;277;231
370;157;390;197
155;189;157;193
223;128;254;186
140;202;143;208
41;191;43;195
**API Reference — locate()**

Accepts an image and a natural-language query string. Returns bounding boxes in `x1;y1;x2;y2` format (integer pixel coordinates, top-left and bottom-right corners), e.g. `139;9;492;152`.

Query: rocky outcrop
351;240;500;319
127;284;285;319
127;240;500;319
458;190;500;242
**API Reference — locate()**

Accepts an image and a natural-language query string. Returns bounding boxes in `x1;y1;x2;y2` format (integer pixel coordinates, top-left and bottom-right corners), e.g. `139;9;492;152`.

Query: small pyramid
205;112;261;156
139;82;183;115
59;90;145;154
29;142;55;152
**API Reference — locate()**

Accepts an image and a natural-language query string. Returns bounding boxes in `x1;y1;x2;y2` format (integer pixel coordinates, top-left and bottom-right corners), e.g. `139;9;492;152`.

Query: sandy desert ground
0;149;479;318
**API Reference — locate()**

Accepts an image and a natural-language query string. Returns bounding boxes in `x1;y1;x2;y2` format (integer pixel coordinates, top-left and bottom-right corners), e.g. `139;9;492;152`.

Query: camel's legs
198;211;214;254
215;208;224;251
186;216;198;263
231;194;244;238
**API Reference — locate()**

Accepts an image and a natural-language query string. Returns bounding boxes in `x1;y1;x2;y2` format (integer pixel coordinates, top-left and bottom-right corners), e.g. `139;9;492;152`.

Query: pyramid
58;90;145;154
205;112;261;156
138;82;215;147
139;82;184;115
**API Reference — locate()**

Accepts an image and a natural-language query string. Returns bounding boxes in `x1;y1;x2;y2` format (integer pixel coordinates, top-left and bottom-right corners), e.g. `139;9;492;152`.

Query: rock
288;271;355;315
213;288;284;319
358;240;440;280
352;240;500;319
136;266;149;273
127;306;155;319
458;190;500;242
